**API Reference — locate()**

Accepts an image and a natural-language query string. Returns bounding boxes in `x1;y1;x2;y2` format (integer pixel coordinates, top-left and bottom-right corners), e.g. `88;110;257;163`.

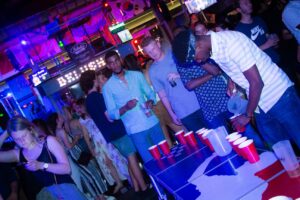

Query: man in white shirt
194;30;300;148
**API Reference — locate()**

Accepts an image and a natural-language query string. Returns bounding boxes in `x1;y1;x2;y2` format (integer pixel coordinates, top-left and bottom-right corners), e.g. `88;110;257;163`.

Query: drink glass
140;102;152;117
206;129;232;156
272;140;300;178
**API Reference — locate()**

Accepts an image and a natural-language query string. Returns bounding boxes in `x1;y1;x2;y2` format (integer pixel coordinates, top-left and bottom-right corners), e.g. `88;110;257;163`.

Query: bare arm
56;129;74;149
185;74;213;91
158;90;182;125
80;124;96;156
202;62;221;76
185;62;221;90
0;131;8;147
243;65;264;116
232;65;264;127
43;136;71;174
0;132;19;163
259;34;279;50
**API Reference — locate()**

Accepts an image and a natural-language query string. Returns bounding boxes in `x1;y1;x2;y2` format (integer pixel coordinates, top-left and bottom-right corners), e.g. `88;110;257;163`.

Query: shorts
111;134;136;157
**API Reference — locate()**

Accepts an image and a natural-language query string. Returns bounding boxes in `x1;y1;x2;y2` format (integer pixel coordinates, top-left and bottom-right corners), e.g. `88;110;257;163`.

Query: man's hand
265;34;279;49
170;113;182;126
227;79;236;96
231;115;251;129
125;99;138;111
145;100;154;109
120;99;138;116
25;160;44;171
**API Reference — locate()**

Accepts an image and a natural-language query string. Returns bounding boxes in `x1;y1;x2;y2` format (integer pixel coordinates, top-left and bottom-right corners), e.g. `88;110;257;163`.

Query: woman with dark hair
47;112;109;200
73;98;129;188
0;116;86;200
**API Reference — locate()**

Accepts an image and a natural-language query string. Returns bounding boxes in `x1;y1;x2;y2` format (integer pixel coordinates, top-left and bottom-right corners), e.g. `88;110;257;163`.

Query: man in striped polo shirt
194;30;300;148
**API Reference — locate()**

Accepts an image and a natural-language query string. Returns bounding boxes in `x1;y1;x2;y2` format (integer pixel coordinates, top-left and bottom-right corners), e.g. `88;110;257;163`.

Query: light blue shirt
149;49;201;119
102;70;159;134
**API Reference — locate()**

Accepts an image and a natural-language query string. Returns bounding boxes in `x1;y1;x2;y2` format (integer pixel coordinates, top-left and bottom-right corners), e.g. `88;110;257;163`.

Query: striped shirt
210;31;293;113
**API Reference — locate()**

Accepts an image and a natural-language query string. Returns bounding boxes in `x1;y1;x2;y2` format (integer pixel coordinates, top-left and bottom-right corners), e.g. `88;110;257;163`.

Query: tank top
18;137;73;199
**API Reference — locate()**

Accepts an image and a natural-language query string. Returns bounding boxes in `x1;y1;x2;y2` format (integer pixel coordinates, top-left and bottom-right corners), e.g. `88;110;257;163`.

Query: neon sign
56;57;106;87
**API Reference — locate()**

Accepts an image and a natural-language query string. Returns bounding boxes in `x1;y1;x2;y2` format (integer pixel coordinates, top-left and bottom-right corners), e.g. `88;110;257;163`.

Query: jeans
181;109;206;132
255;87;300;148
130;123;165;163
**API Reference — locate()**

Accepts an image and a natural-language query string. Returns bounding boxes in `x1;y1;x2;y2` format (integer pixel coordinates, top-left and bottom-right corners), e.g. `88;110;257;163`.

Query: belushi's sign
68;41;95;64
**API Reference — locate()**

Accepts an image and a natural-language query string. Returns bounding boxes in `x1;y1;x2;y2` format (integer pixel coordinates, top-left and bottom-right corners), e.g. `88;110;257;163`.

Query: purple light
21;40;27;45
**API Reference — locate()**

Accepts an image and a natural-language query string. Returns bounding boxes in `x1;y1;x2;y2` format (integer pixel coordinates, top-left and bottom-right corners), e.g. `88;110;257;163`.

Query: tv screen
185;0;217;14
117;29;133;43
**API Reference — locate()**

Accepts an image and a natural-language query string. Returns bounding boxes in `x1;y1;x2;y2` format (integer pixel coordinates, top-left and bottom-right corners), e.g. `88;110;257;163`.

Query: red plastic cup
148;145;161;160
227;134;242;146
184;131;198;146
196;128;208;144
175;130;186;145
238;139;260;163
232;137;247;155
230;115;246;133
202;131;214;151
158;140;171;155
226;132;239;141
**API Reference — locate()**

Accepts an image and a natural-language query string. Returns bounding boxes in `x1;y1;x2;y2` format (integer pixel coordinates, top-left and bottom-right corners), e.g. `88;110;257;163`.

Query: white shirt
210;31;293;113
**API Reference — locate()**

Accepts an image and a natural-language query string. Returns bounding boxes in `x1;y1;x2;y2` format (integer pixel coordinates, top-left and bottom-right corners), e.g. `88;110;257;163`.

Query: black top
85;91;127;142
0;163;17;199
18;138;73;199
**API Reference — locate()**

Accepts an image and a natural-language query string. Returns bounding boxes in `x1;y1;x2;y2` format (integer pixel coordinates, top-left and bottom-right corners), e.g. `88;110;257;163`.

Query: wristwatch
43;163;49;171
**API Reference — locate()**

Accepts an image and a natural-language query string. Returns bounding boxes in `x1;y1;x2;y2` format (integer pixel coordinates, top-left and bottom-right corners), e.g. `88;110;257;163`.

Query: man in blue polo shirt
102;51;165;163
80;70;148;195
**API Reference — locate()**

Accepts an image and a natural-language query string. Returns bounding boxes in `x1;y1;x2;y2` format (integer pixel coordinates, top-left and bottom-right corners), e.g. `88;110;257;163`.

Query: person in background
124;53;183;146
235;0;280;64
141;36;206;133
47;112;108;200
79;70;150;197
0;117;86;200
73;98;130;188
282;0;300;63
102;51;165;163
194;30;300;148
194;21;212;36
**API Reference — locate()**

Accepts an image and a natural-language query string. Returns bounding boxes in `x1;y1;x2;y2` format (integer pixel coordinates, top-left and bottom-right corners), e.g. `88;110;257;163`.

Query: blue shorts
111;134;136;157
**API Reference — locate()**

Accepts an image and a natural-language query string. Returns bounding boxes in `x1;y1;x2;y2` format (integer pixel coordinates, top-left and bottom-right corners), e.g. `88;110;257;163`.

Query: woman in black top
0;116;86;200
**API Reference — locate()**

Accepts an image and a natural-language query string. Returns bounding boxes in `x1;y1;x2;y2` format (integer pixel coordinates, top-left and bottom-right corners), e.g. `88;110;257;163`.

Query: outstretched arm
0;132;19;163
158;90;182;125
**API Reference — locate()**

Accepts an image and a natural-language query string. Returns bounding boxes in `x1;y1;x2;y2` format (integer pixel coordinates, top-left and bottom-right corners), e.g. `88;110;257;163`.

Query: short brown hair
141;36;155;48
79;70;96;94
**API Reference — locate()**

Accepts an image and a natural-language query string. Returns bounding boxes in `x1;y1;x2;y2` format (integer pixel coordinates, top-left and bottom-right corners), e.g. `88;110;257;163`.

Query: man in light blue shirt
102;51;165;162
141;36;206;132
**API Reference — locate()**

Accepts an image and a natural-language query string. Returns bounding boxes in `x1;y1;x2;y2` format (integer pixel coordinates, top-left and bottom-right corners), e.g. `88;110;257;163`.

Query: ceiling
0;0;63;29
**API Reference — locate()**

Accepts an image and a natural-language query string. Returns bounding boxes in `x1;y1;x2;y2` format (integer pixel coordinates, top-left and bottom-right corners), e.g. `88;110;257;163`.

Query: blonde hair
7;116;40;139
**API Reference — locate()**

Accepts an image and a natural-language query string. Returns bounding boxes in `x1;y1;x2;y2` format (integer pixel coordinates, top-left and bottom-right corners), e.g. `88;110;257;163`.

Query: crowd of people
0;0;299;199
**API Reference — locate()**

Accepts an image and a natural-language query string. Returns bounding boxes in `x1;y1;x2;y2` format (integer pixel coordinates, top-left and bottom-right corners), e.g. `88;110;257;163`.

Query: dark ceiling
0;0;63;29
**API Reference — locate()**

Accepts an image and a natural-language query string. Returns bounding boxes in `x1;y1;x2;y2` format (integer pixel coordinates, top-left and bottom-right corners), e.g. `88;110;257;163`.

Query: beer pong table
144;144;300;200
